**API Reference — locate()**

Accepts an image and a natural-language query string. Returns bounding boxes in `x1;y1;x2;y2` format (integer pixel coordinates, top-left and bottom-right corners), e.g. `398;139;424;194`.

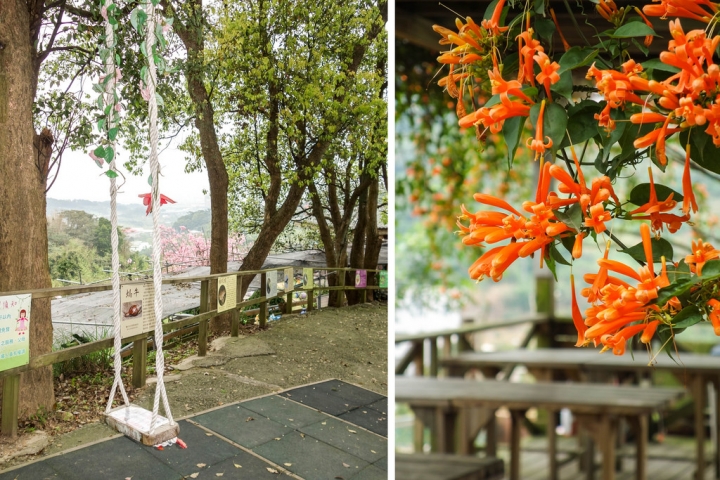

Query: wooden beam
132;338;147;388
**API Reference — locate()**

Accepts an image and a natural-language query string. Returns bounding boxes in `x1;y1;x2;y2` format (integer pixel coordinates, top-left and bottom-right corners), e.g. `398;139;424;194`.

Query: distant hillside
47;198;201;229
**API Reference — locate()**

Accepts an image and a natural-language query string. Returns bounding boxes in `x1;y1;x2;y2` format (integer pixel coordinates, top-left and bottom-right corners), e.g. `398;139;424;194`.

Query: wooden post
1;374;20;438
259;272;267;328
338;268;346;306
231;309;239;338
693;375;705;480
413;340;424;376
198;279;209;357
308;288;315;312
429;339;438;377
286;290;293;314
535;275;555;349
132;337;147;388
548;408;558;480
510;409;524;480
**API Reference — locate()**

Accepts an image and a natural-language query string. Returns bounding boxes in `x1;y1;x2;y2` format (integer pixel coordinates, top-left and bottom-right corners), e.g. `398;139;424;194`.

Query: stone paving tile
280;383;360;415
299;416;386;463
193;404;293;448
188;451;291;478
337;406;387;437
147;420;239;475
253;430;369;480
241;394;328;428
0;460;61;480
349;463;387;480
44;436;181;480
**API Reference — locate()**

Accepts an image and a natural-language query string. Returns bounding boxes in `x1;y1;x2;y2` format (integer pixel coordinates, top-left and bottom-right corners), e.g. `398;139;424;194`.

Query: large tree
215;0;388;300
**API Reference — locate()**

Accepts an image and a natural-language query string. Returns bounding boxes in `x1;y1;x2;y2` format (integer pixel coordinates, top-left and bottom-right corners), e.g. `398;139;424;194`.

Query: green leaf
551;70;573;103
657;278;696;308
108;127;119;141
147;174;153;186
549;242;571;266
558;47;599;74
680;128;720;174
105;170;119;179
97;118;106;133
104;146;115;162
641;58;680;73
535;17;555;41
544;249;559;281
534;0;546;14
140;41;148;59
529;101;567;151
553;202;584;231
672;305;703;329
611;21;657;38
666;259;691;283
155;93;165;107
93;146;106;158
700;259;720;280
618;237;674;263
92;83;105;94
561;104;603;148
629;183;683;206
502;115;526;168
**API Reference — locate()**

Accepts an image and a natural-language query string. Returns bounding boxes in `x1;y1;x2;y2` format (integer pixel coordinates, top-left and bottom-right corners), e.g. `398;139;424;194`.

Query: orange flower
584;203;612;234
682;143;698;215
534;52;561;99
634;7;655;47
708;299;720;335
572;232;585;259
640;320;660;343
481;0;510;36
526;100;552;160
549;8;570;51
571;274;587;346
685;239;720;276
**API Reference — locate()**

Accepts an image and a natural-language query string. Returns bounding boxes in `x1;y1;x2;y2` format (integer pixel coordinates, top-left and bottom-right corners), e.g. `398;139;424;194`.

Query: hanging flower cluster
434;0;720;355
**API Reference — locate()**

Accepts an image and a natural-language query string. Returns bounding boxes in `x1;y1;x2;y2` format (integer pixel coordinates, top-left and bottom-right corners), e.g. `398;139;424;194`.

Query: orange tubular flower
534;52;561;99
481;0;509;36
709;299;720;335
527;100;553;160
634;7;655;47
685;239;720;276
549;8;570;51
580;226;670;354
682;143;698;215
584;203;612;234
571;275;588;346
572;232;585;259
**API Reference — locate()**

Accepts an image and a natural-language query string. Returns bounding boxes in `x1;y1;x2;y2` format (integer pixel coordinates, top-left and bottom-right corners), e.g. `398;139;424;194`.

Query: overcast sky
49;143;210;209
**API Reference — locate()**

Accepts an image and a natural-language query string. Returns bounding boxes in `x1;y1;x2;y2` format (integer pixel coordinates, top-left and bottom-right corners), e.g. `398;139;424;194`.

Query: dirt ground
0;302;388;469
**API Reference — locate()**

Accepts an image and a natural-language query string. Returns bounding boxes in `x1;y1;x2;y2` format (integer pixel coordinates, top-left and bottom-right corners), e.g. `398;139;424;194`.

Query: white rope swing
103;0;131;415
104;0;177;445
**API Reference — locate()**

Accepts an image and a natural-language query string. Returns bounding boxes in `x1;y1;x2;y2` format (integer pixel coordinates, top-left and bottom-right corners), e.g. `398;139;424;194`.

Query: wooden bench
396;376;684;480
441;348;720;479
396;453;504;480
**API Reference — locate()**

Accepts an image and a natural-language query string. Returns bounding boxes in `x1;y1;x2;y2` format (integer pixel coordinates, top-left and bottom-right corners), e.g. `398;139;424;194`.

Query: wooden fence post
308;289;314;312
338;269;346;306
286;289;293;314
231;309;239;338
259;272;267;328
199;279;209;356
1;374;20;438
535;275;555;349
132;337;148;388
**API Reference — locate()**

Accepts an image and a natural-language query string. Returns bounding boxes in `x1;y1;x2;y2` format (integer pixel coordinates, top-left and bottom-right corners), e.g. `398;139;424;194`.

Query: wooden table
441;349;720;480
396;376;684;480
396;453;504;480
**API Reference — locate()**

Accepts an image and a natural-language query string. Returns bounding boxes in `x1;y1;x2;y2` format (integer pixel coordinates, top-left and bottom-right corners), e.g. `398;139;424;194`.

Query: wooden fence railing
394;276;559;377
0;266;387;437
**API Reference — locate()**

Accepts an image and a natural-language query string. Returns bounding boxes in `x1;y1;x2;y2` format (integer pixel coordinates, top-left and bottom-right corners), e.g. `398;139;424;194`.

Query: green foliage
173;210;211;233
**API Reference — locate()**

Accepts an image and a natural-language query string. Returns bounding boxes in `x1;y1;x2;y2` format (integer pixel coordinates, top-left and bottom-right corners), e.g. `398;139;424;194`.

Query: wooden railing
0;266;387;437
394;276;558;377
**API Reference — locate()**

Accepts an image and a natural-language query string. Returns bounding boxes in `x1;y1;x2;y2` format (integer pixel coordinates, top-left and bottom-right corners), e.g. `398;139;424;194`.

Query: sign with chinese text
0;294;31;371
355;270;367;288
217;275;237;313
120;283;156;338
379;271;388;288
302;268;314;289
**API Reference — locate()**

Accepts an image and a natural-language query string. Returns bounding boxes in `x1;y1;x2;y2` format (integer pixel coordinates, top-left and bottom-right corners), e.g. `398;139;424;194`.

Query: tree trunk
0;1;55;417
173;1;230;332
363;176;382;292
346;177;369;306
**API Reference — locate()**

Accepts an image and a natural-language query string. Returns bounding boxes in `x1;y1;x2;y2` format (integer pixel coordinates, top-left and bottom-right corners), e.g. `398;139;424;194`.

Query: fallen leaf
321;421;326;425
216;474;224;477
189;474;199;479
274;437;281;441
284;463;292;466
206;433;213;437
371;450;376;453
300;433;306;438
343;463;350;468
197;463;207;468
234;463;242;468
348;429;356;434
267;467;279;474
